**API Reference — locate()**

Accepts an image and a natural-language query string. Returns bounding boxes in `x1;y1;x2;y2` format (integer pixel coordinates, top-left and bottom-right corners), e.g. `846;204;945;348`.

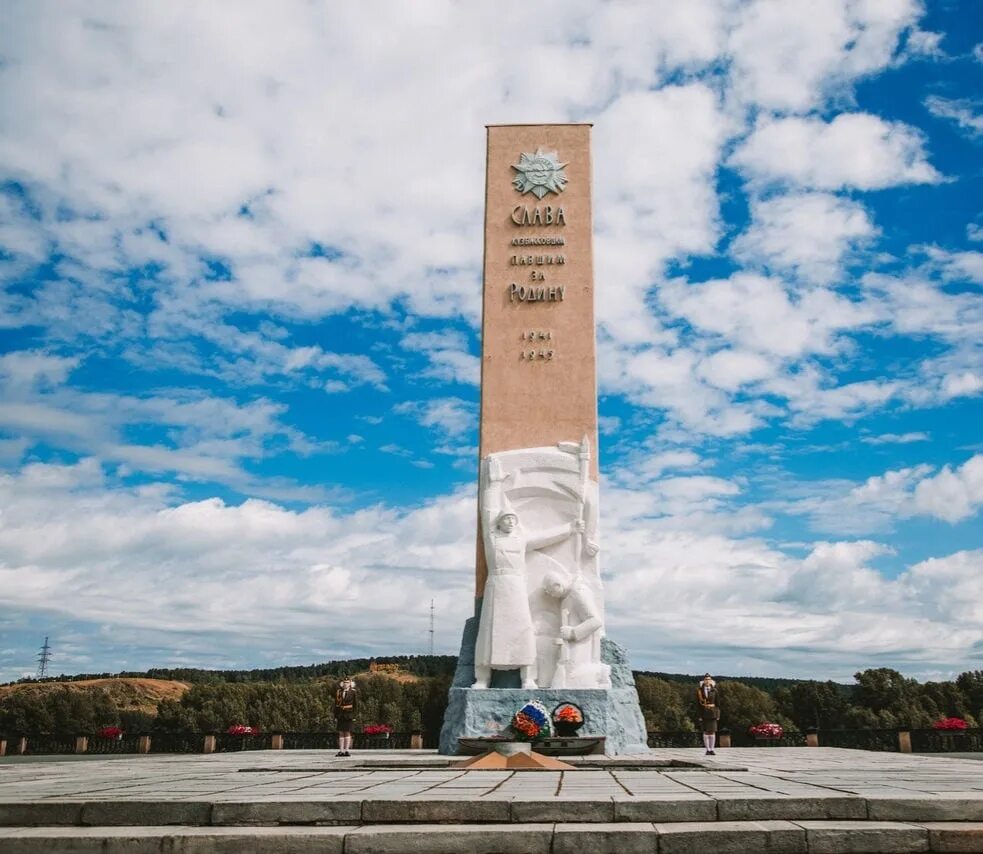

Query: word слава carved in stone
511;205;566;226
472;437;612;691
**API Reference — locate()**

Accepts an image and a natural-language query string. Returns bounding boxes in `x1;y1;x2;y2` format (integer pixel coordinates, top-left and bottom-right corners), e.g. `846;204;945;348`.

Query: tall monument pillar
477;124;598;598
439;124;648;756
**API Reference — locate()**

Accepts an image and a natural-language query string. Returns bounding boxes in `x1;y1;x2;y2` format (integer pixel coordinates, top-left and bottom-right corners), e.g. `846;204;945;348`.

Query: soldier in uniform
697;673;719;755
335;677;357;757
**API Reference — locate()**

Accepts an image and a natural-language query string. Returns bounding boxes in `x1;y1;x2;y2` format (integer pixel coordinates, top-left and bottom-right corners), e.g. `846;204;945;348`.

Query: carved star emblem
512;149;568;199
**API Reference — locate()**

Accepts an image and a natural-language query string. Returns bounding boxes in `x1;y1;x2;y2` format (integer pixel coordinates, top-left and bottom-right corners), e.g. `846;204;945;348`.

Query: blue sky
0;1;980;683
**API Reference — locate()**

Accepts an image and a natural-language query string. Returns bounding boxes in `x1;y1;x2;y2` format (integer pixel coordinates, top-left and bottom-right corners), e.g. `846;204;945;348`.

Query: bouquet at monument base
552;702;584;735
511;701;552;741
932;717;968;731
748;722;784;739
226;724;259;736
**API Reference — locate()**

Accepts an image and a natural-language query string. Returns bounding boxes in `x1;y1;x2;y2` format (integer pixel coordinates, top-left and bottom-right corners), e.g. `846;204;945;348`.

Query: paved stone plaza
0;748;981;851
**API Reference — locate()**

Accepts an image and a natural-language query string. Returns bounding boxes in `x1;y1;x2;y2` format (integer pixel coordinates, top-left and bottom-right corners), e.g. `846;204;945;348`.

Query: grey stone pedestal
438;616;648;755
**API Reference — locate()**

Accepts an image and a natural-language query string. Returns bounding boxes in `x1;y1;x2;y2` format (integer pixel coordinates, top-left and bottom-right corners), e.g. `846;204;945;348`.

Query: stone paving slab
917;821;983;853
3;821;981;854
654;820;806;853
795;820;929;853
1;747;981;832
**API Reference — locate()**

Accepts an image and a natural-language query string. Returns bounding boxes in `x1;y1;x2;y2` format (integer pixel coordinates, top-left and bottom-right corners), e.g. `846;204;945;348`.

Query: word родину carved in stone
509;284;565;303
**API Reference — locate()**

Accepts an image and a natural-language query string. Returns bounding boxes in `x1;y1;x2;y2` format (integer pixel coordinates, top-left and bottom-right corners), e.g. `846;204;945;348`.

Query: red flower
97;726;123;739
748;722;784;738
932;717;968;731
227;724;259;736
554;705;583;723
363;724;393;736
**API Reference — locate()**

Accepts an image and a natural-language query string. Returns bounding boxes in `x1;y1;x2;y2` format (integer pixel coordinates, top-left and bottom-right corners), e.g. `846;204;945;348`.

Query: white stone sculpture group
472;437;612;690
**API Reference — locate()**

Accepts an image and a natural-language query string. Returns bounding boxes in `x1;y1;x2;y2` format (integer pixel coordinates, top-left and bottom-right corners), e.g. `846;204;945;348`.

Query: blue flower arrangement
511;700;552;741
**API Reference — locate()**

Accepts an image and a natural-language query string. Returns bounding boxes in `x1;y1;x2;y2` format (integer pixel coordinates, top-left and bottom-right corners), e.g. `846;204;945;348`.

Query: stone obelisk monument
439;125;647;755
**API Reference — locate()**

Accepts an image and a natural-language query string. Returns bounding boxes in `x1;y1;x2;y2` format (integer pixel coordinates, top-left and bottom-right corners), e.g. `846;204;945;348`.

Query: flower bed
362;724;393;737
932;717;968;731
748;722;784;739
226;724;259;736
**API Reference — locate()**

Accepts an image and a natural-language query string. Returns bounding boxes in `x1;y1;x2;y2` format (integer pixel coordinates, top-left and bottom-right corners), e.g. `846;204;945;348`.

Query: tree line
1;663;980;735
637;668;982;733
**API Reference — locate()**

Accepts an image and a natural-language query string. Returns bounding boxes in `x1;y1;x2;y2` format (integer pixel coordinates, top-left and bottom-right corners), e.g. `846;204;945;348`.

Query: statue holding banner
471;437;611;691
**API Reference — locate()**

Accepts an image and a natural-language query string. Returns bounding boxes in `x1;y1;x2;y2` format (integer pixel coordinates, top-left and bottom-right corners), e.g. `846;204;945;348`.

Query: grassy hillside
0;677;189;716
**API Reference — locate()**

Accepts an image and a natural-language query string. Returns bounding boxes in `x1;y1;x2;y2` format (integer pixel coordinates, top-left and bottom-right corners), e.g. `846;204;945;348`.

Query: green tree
636;676;694;731
716;681;790;733
776;681;850;730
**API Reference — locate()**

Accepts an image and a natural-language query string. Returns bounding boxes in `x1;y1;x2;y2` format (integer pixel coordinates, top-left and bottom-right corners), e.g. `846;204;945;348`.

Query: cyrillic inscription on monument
478;123;598;593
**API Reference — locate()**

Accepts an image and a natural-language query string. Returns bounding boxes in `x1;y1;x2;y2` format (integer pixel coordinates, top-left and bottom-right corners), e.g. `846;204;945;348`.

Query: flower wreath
510;700;552;741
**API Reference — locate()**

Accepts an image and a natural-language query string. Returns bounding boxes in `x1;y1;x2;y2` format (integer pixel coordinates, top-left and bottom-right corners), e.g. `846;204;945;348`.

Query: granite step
1;820;982;853
3;794;982;827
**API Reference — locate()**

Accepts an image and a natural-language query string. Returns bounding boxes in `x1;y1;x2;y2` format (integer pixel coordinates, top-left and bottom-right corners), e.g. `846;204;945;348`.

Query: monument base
438;616;648;755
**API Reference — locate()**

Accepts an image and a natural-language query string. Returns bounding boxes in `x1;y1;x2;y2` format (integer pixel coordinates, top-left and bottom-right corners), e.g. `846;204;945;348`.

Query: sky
0;0;980;684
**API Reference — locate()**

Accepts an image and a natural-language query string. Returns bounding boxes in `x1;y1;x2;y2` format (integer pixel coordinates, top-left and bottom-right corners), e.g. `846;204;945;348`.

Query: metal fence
147;732;206;754
16;733;76;755
87;735;144;755
646;731;703;748
816;728;899;751
0;731;428;755
3;728;980;755
910;728;982;753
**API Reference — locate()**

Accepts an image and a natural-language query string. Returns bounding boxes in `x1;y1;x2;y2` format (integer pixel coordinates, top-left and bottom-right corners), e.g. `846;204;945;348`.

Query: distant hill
5;659;856;698
0;677;189;715
4;655;459;688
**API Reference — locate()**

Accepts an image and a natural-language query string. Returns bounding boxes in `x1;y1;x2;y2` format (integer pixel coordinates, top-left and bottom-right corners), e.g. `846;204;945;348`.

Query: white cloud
599;339;771;437
903;550;983;625
903;29;946;59
732;113;941;190
860;432;929;445
394;397;477;438
726;0;922;111
1;453;979;680
921;246;983;284
400;331;479;386
697;349;775;392
913;455;983;523
0;349;336;491
0;351;80;390
593;84;730;344
862;271;983;340
660;273;874;358
941;371;983;399
732;193;878;283
925;95;983;139
782;455;983;534
784;540;897;612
